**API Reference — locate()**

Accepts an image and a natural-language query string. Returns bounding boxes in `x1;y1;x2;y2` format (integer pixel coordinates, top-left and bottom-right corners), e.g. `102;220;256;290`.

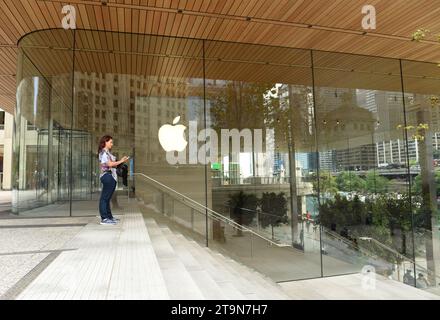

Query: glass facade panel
312;51;411;280
204;41;321;280
13;29;74;216
11;29;440;289
402;60;440;289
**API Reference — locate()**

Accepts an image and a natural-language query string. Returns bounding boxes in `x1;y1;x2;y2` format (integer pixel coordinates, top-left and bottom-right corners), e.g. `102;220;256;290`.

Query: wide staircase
145;216;289;299
16;203;290;300
14;171;440;300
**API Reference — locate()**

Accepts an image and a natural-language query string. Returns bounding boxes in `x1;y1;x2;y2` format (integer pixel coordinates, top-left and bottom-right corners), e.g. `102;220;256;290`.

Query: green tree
369;195;412;256
413;170;440;197
259;192;288;239
227;191;258;236
336;171;366;193
364;171;389;194
311;170;338;195
209;81;275;133
319;195;367;230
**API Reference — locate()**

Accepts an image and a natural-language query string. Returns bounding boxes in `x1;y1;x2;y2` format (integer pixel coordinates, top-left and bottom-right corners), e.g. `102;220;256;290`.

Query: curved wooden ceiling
1;0;440;114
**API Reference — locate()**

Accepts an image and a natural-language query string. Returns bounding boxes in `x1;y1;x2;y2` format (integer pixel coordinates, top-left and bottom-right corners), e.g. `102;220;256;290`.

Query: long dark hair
98;135;113;154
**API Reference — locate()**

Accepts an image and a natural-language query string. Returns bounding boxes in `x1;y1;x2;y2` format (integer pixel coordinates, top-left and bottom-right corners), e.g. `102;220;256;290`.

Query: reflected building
11;29;440;290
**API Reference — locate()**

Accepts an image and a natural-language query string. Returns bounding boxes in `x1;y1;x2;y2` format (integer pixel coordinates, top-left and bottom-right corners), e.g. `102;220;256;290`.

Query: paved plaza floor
0;193;438;300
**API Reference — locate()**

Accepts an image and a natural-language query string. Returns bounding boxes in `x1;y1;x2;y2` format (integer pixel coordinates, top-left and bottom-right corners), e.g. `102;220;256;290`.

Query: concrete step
145;219;204;300
168;232;254;299
214;253;290;300
157;225;235;300
167;229;287;300
194;241;289;300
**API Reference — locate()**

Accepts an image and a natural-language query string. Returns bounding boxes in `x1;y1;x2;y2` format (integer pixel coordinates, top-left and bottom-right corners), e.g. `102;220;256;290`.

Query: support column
2;112;13;190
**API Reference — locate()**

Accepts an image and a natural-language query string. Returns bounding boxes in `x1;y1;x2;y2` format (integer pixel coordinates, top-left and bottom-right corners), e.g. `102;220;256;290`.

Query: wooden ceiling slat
94;4;105;30
168;0;179;10
44;1;62;29
170;11;182;37
132;7;140;34
101;5;111;31
190;0;203;12
5;1;34;36
164;11;174;36
2;0;440;116
124;7;131;33
280;0;305;21
0;3;20;43
108;6;118;32
161;11;170;35
179;14;192;38
226;0;242;16
248;0;268;17
189;15;204;40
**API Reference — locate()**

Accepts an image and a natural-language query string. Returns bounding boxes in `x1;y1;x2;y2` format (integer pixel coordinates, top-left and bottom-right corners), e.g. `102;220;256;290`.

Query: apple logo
158;115;188;152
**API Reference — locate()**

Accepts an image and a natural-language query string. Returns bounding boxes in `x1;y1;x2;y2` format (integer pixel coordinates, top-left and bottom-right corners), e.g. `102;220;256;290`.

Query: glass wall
14;29;74;215
313;51;411;278
13;29;440;289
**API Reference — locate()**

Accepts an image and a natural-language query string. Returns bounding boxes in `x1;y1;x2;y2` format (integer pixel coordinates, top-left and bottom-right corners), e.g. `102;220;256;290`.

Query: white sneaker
100;218;117;225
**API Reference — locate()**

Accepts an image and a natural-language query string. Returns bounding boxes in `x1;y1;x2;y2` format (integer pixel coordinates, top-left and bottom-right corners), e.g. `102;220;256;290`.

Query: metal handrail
133;173;290;248
223;203;380;258
224;204;284;219
228;202;415;265
320;227;385;263
358;236;440;283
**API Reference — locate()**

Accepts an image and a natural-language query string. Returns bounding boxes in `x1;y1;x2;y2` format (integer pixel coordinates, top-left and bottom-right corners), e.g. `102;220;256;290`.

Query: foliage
336;171;365;192
412;170;440;197
209;82;275;132
319;194;413;260
319;194;367;229
227;191;258;228
259;192;288;229
311;170;338;195
364;171;389;194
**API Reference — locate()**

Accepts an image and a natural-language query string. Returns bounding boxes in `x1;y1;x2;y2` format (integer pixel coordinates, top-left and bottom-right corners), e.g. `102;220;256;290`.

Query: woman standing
98;135;129;225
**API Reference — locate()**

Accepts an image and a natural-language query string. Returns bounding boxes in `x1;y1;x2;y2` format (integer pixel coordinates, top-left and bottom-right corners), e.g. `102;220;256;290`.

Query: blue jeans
99;173;117;220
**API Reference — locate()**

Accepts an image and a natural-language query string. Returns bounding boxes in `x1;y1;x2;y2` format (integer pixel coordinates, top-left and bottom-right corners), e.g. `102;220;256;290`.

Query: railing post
257;209;260;231
161;192;165;214
127;174;130;203
250;232;254;258
191;208;194;230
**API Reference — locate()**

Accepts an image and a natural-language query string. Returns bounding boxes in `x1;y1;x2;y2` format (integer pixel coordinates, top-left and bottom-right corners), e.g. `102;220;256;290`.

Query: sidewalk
16;212;169;299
